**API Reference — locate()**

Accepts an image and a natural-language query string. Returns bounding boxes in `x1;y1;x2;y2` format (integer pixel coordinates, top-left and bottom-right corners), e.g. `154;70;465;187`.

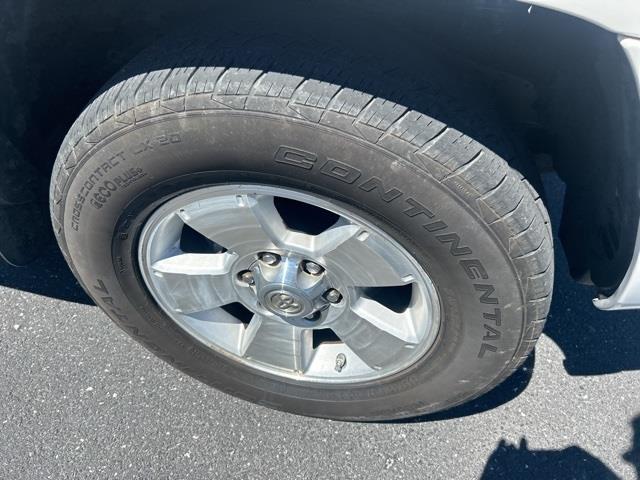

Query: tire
49;35;553;421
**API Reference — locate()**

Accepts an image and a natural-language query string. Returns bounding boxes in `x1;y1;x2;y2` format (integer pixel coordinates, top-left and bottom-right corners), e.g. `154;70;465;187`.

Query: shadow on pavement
0;244;92;305
480;415;640;480
625;416;640;479
479;438;621;480
543;251;640;376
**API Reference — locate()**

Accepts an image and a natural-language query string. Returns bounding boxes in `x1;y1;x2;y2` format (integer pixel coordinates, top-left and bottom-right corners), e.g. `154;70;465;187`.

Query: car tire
49;35;553;421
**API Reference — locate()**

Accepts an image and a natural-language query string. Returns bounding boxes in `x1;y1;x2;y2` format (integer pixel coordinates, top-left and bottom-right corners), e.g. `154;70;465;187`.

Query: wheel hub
248;253;334;324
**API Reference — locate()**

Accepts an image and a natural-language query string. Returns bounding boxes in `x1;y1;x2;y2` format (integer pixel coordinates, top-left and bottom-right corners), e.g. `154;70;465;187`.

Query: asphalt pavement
1;174;639;479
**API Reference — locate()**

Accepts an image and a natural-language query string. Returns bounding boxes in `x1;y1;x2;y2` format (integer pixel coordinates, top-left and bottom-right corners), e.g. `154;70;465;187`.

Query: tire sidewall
60;111;524;420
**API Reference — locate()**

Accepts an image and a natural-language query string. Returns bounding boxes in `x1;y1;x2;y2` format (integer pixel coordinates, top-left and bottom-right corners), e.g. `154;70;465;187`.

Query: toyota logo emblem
269;292;303;314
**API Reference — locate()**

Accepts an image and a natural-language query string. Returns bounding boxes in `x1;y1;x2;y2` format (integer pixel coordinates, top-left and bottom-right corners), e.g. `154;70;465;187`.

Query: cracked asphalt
0;175;639;479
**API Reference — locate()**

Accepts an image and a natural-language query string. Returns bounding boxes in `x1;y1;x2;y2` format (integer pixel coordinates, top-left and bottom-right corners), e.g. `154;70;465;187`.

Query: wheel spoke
177;194;289;256
317;221;416;287
241;315;312;372
181;307;246;354
330;297;418;370
150;253;237;314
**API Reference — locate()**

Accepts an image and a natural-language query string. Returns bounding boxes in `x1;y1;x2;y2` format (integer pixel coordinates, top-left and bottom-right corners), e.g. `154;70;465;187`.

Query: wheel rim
138;185;441;384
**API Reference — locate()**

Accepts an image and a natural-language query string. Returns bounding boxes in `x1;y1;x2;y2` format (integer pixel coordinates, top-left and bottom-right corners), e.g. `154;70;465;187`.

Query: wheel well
1;0;637;290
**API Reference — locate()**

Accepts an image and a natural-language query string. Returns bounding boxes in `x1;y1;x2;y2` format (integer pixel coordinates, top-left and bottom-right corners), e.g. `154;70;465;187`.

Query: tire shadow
0;244;92;305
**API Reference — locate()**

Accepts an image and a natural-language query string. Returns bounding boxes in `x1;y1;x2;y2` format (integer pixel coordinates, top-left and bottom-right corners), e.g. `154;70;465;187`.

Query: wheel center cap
267;291;304;315
248;253;335;323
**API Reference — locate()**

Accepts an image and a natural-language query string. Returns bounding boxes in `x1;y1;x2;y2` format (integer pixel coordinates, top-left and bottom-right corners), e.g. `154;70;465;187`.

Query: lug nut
303;260;324;276
259;252;280;266
324;289;342;304
238;270;255;285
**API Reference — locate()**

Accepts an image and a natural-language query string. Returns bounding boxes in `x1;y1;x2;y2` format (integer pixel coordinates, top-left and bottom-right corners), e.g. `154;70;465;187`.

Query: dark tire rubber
49;35;553;421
